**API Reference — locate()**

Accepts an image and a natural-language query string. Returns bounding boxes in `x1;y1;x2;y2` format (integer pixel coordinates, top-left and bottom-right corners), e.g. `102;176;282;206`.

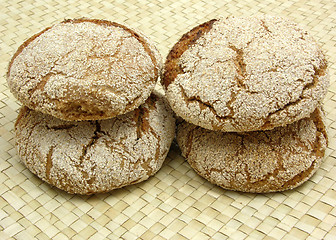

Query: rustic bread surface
8;18;162;120
15;93;175;194
163;16;329;132
176;107;327;193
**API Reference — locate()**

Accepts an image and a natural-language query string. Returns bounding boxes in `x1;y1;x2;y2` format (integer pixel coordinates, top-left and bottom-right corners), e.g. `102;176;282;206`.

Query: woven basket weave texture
1;0;336;239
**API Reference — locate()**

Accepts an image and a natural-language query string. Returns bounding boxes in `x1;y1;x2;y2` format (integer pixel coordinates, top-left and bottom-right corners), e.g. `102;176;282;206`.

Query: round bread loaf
15;93;175;194
176;107;327;193
8;18;162;121
162;16;329;132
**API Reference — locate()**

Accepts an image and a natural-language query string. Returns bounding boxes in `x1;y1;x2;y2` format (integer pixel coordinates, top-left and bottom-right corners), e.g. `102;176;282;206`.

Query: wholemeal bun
8;18;162;121
162;15;329;132
14;93;175;194
176;107;327;193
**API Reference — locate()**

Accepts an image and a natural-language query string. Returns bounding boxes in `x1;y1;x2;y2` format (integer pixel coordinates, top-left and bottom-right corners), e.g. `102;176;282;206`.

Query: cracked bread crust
163;16;329;132
8;18;162;121
176;107;327;193
14;93;175;195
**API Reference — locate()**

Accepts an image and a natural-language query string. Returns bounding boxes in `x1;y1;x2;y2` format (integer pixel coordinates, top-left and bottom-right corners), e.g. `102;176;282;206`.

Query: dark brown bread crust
15;92;175;195
63;18;159;78
162;16;329;132
7;26;51;79
8;18;158;80
8;18;161;121
161;19;217;89
176;108;327;193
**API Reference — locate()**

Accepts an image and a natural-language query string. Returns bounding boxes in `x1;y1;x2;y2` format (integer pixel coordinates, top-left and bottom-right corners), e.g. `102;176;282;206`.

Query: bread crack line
46;124;76;130
24;120;43;163
282;159;317;190
185;125;197;158
26;48;77;97
78;121;104;164
133;106;158;176
27;38;123;100
46;146;54;182
260;19;272;34
260;62;327;129
162;19;217;89
228;45;247;89
243;115;324;191
178;83;234;121
27;70;65;98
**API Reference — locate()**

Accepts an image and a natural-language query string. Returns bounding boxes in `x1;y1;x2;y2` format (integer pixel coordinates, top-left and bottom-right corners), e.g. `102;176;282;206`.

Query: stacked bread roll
7;18;175;194
162;15;329;193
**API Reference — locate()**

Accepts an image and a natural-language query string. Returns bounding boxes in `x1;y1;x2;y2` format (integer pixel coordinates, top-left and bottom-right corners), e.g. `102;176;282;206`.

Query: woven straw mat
1;0;336;239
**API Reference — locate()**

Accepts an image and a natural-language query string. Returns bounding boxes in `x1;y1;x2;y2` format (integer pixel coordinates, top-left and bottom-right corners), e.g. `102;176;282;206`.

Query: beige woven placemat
1;0;335;239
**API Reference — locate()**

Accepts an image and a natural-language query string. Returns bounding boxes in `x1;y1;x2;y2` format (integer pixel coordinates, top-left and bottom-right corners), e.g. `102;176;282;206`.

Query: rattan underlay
1;0;335;239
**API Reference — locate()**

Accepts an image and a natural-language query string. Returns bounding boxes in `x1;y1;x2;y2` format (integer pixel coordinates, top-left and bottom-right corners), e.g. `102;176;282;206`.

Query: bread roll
15;93;175;194
8;18;162;121
163;16;329;132
176;107;327;193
